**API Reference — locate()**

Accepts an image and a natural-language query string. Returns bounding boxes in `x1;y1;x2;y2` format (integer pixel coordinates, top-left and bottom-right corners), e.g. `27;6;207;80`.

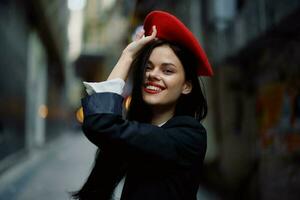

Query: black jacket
80;92;207;200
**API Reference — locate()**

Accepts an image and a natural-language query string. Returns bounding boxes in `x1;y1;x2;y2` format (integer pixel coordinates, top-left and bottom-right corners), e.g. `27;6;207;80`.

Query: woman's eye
163;69;174;74
145;64;152;71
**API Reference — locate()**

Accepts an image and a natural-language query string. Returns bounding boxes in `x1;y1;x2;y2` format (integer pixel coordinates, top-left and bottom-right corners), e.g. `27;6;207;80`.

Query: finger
134;29;145;41
142;26;157;43
150;25;157;37
132;25;157;50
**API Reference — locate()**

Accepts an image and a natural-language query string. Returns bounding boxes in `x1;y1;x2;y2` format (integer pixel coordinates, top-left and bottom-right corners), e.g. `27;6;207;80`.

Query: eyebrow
147;60;177;68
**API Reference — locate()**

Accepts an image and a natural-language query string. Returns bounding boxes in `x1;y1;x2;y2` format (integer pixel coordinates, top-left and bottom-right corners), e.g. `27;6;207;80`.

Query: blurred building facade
0;0;70;173
200;0;300;199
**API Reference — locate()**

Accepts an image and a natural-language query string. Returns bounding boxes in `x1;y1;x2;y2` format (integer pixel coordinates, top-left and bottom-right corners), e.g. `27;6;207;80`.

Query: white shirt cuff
83;78;125;96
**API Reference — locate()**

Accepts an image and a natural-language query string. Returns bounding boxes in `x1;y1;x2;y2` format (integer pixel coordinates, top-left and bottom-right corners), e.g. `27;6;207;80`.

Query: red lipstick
143;82;165;94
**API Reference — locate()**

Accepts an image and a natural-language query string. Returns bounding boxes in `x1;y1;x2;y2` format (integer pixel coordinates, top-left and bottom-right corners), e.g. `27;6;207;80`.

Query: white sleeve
83;78;125;96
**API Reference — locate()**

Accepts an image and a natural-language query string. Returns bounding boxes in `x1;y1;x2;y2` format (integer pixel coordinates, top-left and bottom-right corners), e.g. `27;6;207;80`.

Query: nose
146;68;161;81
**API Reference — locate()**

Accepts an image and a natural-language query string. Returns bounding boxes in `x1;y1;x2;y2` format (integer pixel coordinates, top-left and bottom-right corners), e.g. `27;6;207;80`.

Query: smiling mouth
143;82;166;94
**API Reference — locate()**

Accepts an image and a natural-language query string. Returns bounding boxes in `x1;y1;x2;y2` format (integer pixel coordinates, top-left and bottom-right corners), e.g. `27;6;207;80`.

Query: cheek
166;77;185;91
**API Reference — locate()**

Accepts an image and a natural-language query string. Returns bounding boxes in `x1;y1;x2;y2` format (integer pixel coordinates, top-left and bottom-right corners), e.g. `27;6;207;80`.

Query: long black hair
127;39;207;122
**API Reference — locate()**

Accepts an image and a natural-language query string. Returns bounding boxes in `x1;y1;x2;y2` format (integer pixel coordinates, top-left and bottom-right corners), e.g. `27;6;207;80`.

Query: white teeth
146;85;162;91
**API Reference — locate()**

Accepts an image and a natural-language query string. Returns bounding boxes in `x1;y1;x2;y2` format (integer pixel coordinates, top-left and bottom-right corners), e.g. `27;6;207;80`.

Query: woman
72;10;213;200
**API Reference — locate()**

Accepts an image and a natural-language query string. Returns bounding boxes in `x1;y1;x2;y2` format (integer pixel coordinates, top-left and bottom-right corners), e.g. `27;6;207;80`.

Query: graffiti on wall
256;80;300;155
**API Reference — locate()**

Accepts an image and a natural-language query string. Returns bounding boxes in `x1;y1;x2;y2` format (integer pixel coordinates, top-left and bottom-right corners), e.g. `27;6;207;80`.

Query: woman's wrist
120;51;134;64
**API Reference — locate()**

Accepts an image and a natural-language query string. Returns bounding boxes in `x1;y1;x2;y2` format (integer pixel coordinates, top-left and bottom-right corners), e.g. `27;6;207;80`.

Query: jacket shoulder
163;115;205;131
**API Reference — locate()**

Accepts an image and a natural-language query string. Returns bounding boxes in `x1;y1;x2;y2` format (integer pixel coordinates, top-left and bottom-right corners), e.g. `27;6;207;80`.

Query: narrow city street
0;132;97;200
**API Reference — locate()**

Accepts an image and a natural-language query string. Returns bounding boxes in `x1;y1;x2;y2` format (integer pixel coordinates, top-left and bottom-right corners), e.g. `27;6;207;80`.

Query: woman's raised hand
107;26;157;81
123;25;157;58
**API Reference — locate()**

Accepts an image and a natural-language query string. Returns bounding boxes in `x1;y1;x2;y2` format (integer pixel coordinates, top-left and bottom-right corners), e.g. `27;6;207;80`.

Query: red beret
143;10;213;76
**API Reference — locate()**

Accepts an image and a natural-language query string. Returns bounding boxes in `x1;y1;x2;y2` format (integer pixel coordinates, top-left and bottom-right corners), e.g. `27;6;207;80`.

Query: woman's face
142;45;192;109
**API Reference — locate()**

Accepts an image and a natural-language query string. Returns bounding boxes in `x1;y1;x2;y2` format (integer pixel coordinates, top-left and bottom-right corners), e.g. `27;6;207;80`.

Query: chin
143;97;162;106
143;96;176;108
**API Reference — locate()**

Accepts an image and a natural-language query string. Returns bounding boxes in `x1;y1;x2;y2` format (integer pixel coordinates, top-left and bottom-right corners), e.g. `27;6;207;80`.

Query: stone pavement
0;131;97;200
